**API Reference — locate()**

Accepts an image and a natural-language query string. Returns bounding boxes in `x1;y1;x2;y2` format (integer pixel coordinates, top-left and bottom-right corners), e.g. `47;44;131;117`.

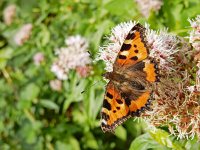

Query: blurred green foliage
0;0;200;149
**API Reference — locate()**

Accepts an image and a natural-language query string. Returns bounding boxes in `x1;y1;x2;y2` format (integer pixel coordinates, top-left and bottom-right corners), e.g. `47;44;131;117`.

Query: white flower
135;0;163;18
146;27;179;71
189;15;200;52
14;24;32;46
187;85;195;93
3;4;16;25
51;35;91;80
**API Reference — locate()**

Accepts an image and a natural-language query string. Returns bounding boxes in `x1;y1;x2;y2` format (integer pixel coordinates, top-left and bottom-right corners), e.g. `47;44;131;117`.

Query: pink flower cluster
3;4;16;25
135;0;163;18
51;35;91;80
14;24;33;46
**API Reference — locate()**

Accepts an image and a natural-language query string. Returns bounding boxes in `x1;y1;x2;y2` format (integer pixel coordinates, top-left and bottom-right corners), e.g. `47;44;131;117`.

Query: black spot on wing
101;112;110;121
134;50;139;53
124;97;131;106
116;99;123;104
119;55;127;59
116;107;120;110
121;93;131;106
106;92;113;99
103;99;111;110
126;32;136;40
130;56;138;61
120;44;131;51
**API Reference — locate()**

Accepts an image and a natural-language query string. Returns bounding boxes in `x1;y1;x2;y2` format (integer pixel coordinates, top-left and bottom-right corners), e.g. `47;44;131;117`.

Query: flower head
135;0;163;18
146;28;181;71
3;4;16;25
14;24;32;46
76;66;92;78
33;52;44;66
189;15;200;52
51;35;91;80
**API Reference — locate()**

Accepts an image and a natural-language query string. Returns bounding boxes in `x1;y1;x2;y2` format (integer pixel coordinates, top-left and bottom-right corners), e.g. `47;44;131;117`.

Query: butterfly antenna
81;80;101;94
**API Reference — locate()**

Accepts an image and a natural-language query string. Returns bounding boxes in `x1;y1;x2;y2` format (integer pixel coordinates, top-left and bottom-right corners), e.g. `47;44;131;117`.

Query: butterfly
101;23;159;132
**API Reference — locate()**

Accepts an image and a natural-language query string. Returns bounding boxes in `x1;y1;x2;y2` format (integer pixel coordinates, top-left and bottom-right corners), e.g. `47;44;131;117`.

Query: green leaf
55;141;71;150
20;83;40;101
38;25;50;46
129;133;169;150
55;136;80;150
0;47;12;69
115;126;127;141
105;0;137;18
40;99;59;111
68;136;80;150
149;129;183;150
83;132;98;149
185;136;200;150
91;20;111;49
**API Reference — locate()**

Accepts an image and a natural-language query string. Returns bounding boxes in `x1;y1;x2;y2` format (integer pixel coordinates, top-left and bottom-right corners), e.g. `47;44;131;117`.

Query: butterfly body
101;23;159;132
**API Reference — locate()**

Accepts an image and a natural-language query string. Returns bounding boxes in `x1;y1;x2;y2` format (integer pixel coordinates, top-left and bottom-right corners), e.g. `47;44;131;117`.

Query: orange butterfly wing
101;82;130;132
114;23;148;68
114;23;158;83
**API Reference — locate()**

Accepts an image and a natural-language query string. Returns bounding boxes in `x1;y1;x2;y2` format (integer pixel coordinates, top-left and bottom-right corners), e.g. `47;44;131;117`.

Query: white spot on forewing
124;40;132;44
101;119;107;125
120;51;129;56
129;30;136;34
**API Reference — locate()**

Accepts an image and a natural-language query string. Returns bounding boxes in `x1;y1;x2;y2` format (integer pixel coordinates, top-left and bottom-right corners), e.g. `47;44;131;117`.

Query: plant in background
98;20;200;140
33;52;45;66
14;23;33;46
135;0;163;18
50;79;62;92
1;0;200;149
51;35;91;80
3;4;16;25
